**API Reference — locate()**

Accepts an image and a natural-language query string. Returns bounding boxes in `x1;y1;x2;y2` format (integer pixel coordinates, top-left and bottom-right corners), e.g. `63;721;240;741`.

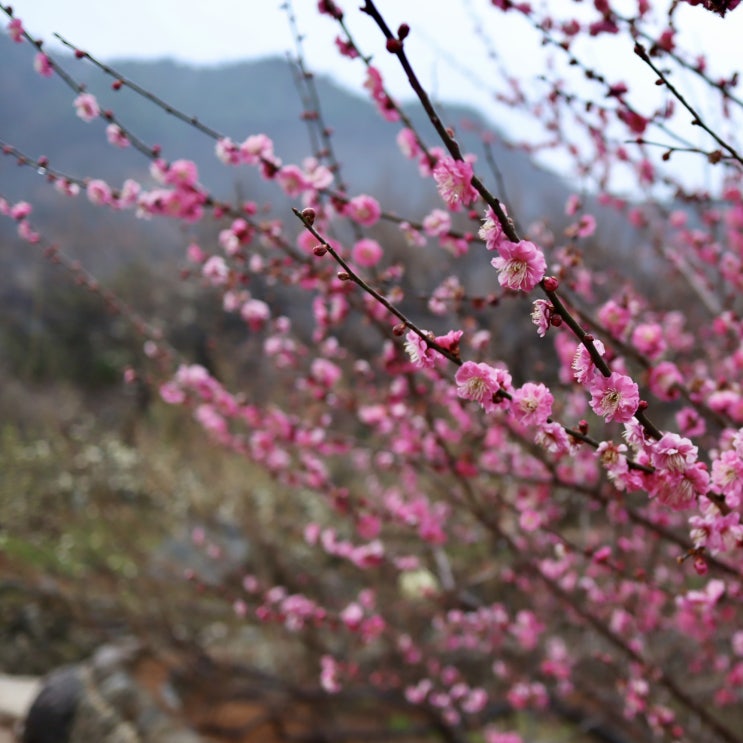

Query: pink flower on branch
491;240;546;292
240;133;276;164
334;36;358;58
588;372;640;423
511;382;553;426
86;179;113;206
33;53;53;78
352;238;383;268
479;206;509;251
215;137;240;165
7;17;23;42
397;128;421;160
565;213;597;238
650;465;709;511
422;209;451;237
363;66;400;122
344;194;381;227
106;124;129;148
9;201;32;220
531;299;554;337
164;159;199;189
73;92;100;122
404;329;463;369
534;421;574;455
572;339;605;384
455;361;512;413
433;156;478;210
276;164;311;197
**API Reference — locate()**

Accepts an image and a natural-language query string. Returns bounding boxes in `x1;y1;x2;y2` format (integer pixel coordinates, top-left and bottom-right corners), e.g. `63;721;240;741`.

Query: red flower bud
386;38;403;53
543;276;559;292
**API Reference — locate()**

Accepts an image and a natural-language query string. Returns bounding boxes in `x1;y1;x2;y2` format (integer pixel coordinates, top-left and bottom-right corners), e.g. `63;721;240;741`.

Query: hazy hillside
0;34;574;263
1;33;669;388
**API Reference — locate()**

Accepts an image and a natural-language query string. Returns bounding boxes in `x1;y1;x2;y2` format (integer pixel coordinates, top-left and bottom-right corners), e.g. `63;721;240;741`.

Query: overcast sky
10;1;740;106
10;1;548;105
7;1;743;189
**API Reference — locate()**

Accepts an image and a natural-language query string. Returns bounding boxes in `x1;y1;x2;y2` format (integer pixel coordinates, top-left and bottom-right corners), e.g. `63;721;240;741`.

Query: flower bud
386;38;403;53
543;276;559;292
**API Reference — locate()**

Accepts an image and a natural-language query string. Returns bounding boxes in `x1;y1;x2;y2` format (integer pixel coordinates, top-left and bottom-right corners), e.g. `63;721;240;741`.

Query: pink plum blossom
7;18;23;42
491;240;546;292
345;194;381;227
588;372;640;423
33;53;53;77
454;361;511;413
117;178;140;208
9;201;31;220
399;221;425;246
534;421;574;455
73;92;100;122
202;255;229;286
335;36;358;58
303;158;333;189
531;299;554;337
566;213;596;238
340;602;364;630
422;209;451;237
363;66;399;122
17;220;39;243
165;159;199;188
86;179;113;206
404;331;438;369
105;124;129;148
240;133;275;164
597;440;630;485
433;157;478;210
54;179;81;198
572;339;606;384
320;655;341;694
565;194;581;215
485;732;523;743
598;299;631;339
397;128;420;159
511;382;553;426
647;361;682;401
519;509;542;532
651;433;698;473
215;137;241;165
352;238;383;268
276;164;311;196
651;464;709;511
690;503;743;554
186;243;206;264
631;322;666;360
240;299;270;331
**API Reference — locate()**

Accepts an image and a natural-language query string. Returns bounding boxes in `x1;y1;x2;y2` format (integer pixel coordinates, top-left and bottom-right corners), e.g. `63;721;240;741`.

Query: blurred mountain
1;35;657;386
0;34;574;268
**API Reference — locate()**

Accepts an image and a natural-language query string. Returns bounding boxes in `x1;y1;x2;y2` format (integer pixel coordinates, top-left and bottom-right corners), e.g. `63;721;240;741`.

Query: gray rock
21;665;83;743
21;642;203;742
